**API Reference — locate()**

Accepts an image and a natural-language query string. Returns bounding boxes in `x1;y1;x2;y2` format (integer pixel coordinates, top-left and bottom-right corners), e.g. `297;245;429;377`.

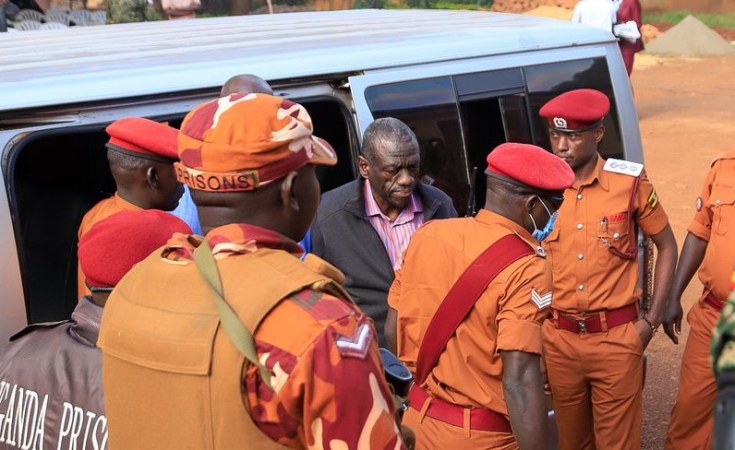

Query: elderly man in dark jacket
312;117;456;347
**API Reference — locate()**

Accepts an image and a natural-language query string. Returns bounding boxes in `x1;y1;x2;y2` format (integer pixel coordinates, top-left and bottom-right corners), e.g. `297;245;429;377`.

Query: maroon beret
486;142;575;192
106;118;179;162
79;210;192;289
539;89;610;132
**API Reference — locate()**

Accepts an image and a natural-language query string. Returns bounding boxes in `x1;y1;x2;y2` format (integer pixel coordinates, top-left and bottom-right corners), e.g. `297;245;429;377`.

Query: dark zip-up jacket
311;179;456;347
0;299;107;450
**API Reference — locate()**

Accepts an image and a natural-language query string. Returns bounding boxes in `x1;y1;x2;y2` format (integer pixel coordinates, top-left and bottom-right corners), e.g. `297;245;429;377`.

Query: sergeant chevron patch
336;323;372;359
531;289;553;310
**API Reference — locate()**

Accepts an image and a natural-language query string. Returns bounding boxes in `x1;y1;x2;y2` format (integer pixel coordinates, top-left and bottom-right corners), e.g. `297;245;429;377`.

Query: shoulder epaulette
9;320;69;341
603;158;643;177
711;150;735;167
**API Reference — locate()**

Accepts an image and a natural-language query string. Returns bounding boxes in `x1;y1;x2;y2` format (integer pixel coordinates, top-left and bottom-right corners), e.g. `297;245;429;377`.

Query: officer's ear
594;125;605;144
146;166;160;190
280;171;300;214
524;194;538;214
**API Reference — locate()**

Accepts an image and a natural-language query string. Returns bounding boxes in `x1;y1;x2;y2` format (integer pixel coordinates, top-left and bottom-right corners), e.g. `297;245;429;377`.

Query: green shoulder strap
193;241;272;387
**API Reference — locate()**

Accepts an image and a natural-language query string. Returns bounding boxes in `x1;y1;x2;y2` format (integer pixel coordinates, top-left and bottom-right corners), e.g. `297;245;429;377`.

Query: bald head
220;74;273;96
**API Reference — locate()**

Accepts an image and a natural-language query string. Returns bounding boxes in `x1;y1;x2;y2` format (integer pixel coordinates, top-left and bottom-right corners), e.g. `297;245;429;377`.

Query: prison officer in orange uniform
76;118;183;298
539;89;678;450
663;151;735;450
98;94;406;449
386;142;575;449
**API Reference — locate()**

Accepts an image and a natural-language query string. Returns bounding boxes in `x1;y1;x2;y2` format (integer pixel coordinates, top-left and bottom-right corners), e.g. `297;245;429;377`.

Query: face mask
529;198;558;242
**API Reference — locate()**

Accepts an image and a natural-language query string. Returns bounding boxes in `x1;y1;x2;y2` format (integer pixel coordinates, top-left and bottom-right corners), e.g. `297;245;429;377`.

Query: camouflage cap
175;93;337;193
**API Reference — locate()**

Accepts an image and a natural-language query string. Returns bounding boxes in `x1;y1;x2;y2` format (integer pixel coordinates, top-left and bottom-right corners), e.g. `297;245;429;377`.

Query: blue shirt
171;186;203;235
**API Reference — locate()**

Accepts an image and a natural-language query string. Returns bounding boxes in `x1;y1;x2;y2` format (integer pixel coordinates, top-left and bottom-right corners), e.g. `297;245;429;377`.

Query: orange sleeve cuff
687;219;711;242
639;206;669;237
496;320;543;355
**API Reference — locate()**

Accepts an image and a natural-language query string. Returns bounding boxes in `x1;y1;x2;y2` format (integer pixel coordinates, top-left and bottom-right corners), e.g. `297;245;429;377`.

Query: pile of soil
646;14;735;56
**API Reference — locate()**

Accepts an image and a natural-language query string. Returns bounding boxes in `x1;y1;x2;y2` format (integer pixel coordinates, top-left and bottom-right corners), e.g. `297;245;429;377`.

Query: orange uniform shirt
388;210;552;415
688;151;735;301
544;156;669;313
77;193;141;297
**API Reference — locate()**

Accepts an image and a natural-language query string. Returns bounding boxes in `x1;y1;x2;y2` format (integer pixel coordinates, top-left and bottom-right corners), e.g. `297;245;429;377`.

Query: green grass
643;11;735;30
433;2;482;9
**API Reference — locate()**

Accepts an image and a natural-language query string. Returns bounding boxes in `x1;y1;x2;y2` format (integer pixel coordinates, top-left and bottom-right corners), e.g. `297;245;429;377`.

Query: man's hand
662;298;684;344
634;319;655;350
399;425;415;450
501;351;547;450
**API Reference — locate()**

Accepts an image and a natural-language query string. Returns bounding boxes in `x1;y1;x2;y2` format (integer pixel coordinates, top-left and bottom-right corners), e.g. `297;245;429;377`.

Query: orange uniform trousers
402;407;517;449
542;320;644;450
665;298;720;450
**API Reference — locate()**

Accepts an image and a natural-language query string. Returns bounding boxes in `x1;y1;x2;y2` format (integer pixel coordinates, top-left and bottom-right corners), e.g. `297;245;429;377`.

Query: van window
361;57;623;215
365;77;472;216
525;57;623;160
5;97;355;323
454;68;531;213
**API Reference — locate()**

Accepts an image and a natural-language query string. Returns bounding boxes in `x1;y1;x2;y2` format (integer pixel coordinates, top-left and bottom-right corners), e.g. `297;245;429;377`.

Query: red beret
539;89;610;132
79;210;192;289
106;118;179;162
486;142;575;192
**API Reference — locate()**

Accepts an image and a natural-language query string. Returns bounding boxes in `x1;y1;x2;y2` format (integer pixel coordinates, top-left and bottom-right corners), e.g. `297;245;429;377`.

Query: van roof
0;9;614;112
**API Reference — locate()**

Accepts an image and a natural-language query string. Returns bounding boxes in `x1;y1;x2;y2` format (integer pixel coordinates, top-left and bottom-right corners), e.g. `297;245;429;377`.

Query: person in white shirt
571;0;617;33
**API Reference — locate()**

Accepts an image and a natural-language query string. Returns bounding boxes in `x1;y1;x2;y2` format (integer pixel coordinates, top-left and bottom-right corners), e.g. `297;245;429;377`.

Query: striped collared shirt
363;180;424;270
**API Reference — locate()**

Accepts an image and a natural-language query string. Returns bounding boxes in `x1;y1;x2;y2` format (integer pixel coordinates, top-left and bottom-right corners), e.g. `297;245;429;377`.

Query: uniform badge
553;117;567;129
531;289;552;310
696;197;703;212
336;323;372;360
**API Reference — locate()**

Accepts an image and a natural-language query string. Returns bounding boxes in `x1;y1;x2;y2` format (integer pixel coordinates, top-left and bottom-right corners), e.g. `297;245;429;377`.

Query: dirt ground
633;53;735;449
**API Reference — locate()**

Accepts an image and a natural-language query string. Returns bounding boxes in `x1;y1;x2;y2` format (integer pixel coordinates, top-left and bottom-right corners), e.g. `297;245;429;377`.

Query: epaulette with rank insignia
603;158;643;177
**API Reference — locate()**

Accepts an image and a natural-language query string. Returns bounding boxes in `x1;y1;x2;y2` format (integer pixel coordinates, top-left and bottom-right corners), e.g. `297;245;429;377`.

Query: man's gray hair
361;117;419;162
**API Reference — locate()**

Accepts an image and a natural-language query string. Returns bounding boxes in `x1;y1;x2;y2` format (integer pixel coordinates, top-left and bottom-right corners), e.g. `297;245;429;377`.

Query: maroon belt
550;302;639;334
704;292;725;311
408;385;511;433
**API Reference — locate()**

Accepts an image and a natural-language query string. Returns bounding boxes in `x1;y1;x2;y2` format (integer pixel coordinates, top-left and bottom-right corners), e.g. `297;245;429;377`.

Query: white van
0;9;638;344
